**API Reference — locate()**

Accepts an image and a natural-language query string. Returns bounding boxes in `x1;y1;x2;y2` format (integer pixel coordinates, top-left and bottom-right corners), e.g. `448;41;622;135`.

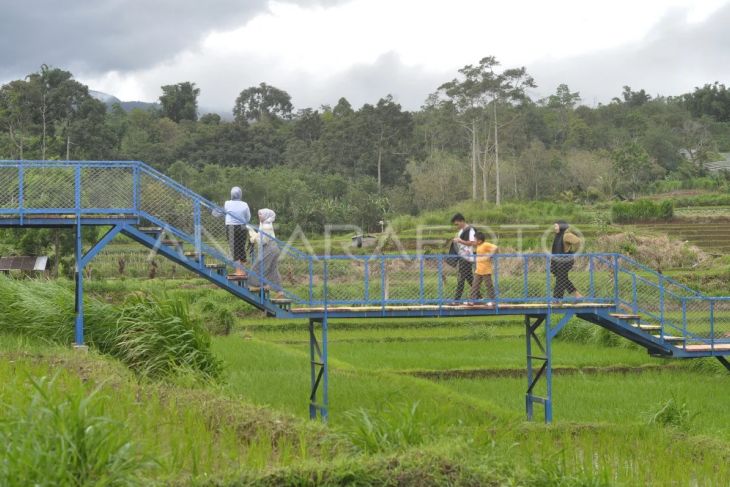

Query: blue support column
74;167;83;345
309;316;329;421
74;222;84;346
613;255;620;306
544;311;553;422
322;314;329;421
525;314;547;422
525;315;535;420
525;311;573;423
74;224;124;347
132;165;140;212
193;201;202;260
18;165;24;225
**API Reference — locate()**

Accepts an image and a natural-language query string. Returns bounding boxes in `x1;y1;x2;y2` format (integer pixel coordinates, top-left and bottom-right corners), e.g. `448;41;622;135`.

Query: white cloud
72;0;730;111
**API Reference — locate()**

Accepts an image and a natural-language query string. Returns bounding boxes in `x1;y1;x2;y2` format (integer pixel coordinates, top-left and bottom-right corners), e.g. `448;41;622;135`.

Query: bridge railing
0;161;137;215
677;297;730;350
3;160;728;347
301;253;619;308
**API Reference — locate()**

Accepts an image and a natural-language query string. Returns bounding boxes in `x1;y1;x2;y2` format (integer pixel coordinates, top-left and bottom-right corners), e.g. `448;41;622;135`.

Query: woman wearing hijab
551;220;582;300
248;209;282;295
221;186;250;277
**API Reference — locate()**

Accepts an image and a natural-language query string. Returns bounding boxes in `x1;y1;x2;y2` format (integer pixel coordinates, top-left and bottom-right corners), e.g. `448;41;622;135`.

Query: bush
0;375;152;486
671;193;730;208
391;200;595;232
646;394;697;431
611;199;673;223
342;401;430;453
596;232;707;270
0;275;221;379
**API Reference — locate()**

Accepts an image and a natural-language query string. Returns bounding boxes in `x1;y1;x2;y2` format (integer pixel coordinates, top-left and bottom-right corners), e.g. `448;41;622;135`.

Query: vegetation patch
0;275;221;379
596;231;707;270
611;199;674;223
401;364;681;380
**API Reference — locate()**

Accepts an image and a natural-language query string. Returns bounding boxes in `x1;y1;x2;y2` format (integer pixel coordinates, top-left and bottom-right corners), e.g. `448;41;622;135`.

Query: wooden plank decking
291;302;614;314
680;343;730;352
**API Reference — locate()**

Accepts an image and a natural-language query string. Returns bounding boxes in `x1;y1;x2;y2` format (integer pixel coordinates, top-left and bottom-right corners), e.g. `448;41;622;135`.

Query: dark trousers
470;273;495;301
227;225;249;262
454;259;473;300
552;264;577;298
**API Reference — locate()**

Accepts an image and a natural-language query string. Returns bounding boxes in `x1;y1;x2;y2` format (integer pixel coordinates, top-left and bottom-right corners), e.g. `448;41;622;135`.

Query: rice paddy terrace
636;221;730;254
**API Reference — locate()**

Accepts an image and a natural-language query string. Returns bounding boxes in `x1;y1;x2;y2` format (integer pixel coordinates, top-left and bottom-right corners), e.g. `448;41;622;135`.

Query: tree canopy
1;61;729;232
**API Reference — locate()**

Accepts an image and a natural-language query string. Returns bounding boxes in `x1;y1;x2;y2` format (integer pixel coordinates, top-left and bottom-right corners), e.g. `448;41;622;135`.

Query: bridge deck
291;302;614;313
683;343;730;352
0;215;138;226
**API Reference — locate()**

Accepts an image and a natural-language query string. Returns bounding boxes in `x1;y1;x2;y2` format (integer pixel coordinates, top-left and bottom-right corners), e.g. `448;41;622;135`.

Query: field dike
0;340;346;485
399;363;684;380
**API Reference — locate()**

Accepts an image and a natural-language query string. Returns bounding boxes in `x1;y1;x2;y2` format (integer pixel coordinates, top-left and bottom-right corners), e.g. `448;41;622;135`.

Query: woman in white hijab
249;208;282;295
213;186;250;277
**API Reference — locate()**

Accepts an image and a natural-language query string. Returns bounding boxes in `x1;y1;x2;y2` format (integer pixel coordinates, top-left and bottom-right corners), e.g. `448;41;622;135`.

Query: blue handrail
3;159;729;350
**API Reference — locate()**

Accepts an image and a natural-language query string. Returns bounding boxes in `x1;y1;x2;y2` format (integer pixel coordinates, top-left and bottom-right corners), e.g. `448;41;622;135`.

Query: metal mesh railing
139;171;195;235
0;161;136;215
5;160;730;348
297;253;620;307
0;167;19;209
81;166;134;210
23;166;75;209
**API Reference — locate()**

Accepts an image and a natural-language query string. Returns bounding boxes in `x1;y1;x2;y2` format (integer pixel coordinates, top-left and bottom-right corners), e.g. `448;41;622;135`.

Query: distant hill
89;89;231;119
89;90;159;112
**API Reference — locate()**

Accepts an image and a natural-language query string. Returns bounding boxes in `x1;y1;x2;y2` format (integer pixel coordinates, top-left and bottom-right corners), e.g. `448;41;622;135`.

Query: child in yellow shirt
469;232;498;306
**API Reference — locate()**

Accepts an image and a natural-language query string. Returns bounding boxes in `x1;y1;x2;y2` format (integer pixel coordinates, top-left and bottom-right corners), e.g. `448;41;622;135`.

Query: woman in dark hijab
551;221;582;300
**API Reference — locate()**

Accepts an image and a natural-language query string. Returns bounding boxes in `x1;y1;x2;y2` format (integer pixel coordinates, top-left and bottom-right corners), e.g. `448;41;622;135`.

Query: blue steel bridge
1;160;729;422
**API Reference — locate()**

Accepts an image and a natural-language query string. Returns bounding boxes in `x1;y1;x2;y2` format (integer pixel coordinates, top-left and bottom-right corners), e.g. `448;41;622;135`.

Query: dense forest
2;60;730;232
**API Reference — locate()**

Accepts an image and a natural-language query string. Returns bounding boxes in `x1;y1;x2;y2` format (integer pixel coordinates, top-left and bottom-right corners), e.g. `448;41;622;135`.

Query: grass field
4;198;730;484
209;314;730;485
5;284;730;485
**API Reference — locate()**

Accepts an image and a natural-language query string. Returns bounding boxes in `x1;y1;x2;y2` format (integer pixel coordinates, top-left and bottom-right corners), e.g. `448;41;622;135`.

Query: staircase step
205;263;225;269
161;239;181;246
611;313;641;320
183;251;201;258
270;298;292;305
226;274;248;281
138;226;162;234
656;335;685;343
633;324;661;332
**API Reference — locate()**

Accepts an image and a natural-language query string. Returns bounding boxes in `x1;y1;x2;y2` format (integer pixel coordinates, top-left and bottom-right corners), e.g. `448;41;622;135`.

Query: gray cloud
531;4;730;104
130;50;449;115
5;1;728;112
275;5;730;112
295;52;449;110
0;0;342;78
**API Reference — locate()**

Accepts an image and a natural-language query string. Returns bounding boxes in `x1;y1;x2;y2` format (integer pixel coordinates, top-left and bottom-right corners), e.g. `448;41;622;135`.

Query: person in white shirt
222;186;250;276
451;213;477;301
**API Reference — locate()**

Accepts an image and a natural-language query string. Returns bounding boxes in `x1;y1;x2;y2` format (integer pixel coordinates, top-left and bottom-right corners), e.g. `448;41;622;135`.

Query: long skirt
227;225;248;262
248;244;282;288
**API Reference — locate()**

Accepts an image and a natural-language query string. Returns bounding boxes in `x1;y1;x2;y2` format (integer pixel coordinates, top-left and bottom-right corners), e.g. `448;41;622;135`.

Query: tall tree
233;83;292;123
159;82;199;122
360;95;413;190
439;56;536;204
0;80;34;158
12;65;107;160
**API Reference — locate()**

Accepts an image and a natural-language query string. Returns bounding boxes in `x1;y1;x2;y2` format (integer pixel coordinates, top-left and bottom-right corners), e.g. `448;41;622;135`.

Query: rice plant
646;393;698;431
0;374;153;486
0;274;221;379
342;401;430;453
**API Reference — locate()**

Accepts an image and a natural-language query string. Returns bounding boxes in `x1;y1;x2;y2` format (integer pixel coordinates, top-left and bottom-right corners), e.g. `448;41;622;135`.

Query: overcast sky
2;0;729;113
